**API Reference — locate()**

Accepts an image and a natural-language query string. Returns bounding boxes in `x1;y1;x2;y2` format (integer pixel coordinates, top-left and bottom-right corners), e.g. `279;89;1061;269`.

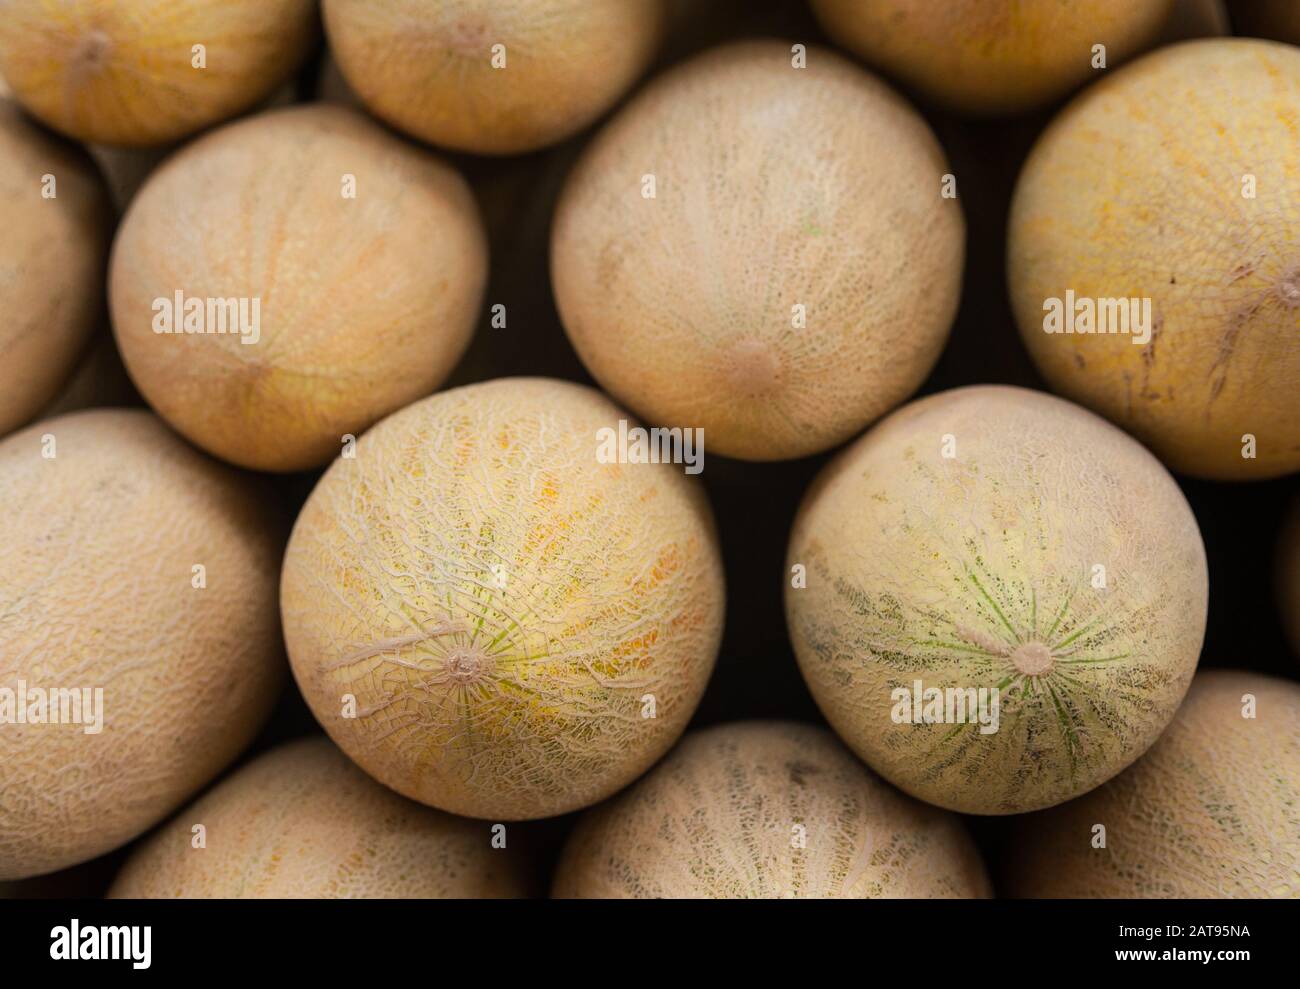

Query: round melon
1009;39;1300;480
809;0;1173;115
0;409;284;880
1005;669;1300;897
552;40;963;461
110;104;487;473
322;0;667;154
553;720;991;898
0;0;317;147
785;385;1209;815
281;378;726;820
0;100;111;438
109;736;534;898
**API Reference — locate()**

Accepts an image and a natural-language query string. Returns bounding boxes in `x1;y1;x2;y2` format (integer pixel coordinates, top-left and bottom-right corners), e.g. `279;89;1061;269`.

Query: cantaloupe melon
1009;39;1300;480
1005;669;1300;897
0;0;317;147
109;736;534;898
0;100;111;438
785;385;1209;815
551;40;963;461
552;721;992;898
809;0;1173;115
110;104;487;473
322;0;667;154
0;410;284;880
281;378;726;820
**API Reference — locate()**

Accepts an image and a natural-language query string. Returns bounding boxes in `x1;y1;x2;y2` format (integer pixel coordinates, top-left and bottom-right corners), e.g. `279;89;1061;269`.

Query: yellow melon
281;378;725;820
810;0;1173;115
322;0;667;154
0;100;110;438
553;720;991;898
1005;669;1300;897
109;737;534;898
552;40;963;461
0;0;317;147
110;104;487;473
1009;39;1300;480
785;385;1209;815
0;410;284;880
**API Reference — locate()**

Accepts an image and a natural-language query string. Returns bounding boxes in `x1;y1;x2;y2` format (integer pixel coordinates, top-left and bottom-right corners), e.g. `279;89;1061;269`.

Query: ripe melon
322;0;668;154
1009;39;1300;480
553;721;991;898
0;100;111;438
109;737;534;898
1279;499;1300;660
281;378;726;820
0;410;284;880
110;104;487;473
1005;670;1300;897
551;40;963;461
0;0;317;147
785;385;1209;815
809;0;1173;115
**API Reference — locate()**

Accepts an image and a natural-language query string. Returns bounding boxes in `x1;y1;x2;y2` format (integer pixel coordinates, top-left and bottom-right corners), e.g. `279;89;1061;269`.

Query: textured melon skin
0;0;316;147
1009;40;1300;481
810;0;1172;116
281;378;725;821
109;737;534;898
110;105;487;473
323;0;667;154
1006;670;1300;898
785;386;1208;815
0;101;111;438
553;721;991;899
552;40;963;461
0;410;284;880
